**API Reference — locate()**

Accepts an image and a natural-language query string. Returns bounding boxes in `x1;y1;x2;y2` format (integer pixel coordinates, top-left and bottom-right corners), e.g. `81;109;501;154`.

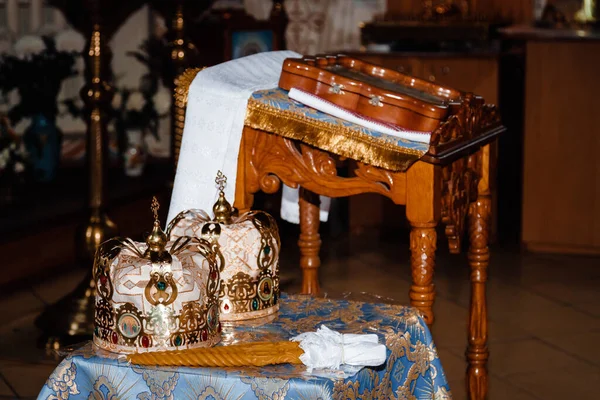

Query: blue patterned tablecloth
38;294;452;399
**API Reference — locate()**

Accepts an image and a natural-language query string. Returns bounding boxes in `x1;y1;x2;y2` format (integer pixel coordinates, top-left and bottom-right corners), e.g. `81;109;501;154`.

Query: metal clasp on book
369;95;384;107
329;83;345;95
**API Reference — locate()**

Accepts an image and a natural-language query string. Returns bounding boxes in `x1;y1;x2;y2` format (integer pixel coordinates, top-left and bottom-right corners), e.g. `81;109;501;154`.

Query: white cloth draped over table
167;51;332;226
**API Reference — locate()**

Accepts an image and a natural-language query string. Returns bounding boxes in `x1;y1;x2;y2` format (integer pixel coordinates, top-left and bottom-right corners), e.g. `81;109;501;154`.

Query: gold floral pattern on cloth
240;376;291;399
167;209;281;322
136;370;179;400
45;360;79;399
40;294;452;399
93;236;223;354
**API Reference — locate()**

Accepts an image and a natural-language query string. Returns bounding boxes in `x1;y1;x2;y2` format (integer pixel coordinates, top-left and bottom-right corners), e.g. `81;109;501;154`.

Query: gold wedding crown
167;171;281;323
92;197;224;353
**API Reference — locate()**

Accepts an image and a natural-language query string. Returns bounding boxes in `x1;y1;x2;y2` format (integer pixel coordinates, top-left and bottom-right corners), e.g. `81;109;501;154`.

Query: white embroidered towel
167;50;326;225
290;325;387;372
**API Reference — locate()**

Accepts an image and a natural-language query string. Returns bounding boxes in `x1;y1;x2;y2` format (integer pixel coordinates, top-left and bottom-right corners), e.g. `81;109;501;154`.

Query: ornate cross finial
215;170;227;193
151;196;160;226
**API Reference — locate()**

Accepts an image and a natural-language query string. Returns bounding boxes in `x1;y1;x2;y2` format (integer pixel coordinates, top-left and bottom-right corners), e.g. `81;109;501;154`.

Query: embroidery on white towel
167;51;302;225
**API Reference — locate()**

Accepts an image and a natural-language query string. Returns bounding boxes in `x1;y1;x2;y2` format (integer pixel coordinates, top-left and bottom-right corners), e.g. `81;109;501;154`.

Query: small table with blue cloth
38;294;452;399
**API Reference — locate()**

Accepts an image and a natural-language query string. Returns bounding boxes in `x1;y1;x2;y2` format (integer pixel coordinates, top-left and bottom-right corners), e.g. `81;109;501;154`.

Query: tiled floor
1;227;599;399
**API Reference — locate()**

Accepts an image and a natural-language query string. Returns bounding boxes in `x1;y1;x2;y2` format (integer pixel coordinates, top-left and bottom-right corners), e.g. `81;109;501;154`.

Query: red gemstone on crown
224;304;229;311
100;276;107;286
111;331;118;344
202;330;208;341
210;271;217;280
141;335;150;348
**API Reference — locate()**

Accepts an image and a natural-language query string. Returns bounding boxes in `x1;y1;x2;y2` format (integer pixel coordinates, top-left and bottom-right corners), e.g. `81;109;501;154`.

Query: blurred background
0;0;599;398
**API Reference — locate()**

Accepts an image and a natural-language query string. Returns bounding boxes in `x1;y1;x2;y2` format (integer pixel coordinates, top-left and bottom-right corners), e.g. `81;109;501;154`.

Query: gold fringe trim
245;100;427;172
174;68;204;166
175;67;204;107
128;341;304;368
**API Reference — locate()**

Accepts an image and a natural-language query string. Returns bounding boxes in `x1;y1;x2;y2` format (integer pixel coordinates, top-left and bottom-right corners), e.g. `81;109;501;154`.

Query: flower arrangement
110;35;172;169
111;35;172;144
111;83;170;148
0;35;79;124
0;34;80;182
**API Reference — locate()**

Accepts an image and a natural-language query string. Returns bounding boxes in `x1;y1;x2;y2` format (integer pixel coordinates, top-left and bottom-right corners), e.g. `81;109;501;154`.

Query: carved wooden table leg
298;187;321;294
408;222;437;325
467;145;491;400
406;162;440;325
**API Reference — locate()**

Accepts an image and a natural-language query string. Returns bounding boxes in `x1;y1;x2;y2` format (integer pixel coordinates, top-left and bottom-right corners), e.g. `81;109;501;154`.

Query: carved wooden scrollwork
409;224;437;325
429;93;501;151
243;128;408;205
440;152;480;253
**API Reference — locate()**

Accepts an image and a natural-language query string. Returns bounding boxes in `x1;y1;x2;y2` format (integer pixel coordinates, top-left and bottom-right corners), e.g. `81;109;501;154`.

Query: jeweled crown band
93;235;223;353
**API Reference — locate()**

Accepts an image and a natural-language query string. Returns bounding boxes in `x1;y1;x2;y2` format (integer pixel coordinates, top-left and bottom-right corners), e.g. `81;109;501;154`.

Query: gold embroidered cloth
39;293;452;399
245;88;430;172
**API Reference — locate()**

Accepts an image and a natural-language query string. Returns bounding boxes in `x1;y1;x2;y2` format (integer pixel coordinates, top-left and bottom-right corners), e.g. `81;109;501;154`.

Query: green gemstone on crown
174;335;182;346
264;245;271;255
156;281;166;291
252;298;259;310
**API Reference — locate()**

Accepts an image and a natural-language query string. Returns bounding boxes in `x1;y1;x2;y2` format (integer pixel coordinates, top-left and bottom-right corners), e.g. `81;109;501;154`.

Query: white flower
55;29;85;52
15;142;27;157
0;35;13;55
0;89;19;114
0;149;8;169
57;101;68;116
7;89;20;105
14;35;46;58
13;161;24;173
126;92;144;112
14;118;31;134
153;84;172;115
112;92;122;110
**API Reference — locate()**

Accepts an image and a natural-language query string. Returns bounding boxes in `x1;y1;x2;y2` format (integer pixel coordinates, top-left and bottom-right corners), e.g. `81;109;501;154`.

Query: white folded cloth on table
290;325;387;372
166;51;333;226
288;88;432;144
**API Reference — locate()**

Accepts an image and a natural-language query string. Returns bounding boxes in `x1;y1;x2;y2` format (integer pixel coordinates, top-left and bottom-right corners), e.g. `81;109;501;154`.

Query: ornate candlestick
76;25;117;262
36;0;145;350
149;0;206;176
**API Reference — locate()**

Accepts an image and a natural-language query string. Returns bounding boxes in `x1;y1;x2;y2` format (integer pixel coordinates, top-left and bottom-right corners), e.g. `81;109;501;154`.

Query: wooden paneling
522;41;600;254
386;0;533;22
421;57;499;104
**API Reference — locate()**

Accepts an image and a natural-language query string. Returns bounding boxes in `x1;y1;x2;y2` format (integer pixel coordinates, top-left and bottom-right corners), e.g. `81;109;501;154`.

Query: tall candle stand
149;0;204;176
35;0;145;350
